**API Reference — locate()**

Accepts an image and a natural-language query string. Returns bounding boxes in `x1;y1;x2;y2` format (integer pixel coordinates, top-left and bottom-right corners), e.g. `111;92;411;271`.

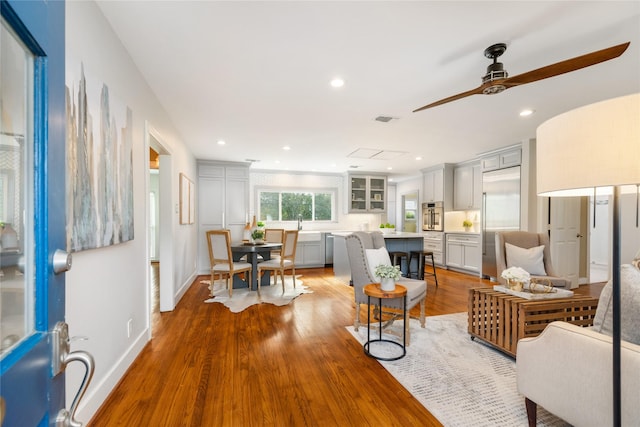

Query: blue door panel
1;339;48;426
1;0;66;425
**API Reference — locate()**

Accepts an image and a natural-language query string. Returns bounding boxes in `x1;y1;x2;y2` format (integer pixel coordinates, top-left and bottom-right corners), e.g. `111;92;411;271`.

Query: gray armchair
345;231;426;344
495;231;572;289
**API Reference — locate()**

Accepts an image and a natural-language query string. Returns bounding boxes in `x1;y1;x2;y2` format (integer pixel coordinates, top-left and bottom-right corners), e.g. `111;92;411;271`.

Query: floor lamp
536;92;640;426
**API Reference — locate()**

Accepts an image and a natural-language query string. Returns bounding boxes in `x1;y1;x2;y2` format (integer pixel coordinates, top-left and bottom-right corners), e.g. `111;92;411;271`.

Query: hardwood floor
89;267;603;426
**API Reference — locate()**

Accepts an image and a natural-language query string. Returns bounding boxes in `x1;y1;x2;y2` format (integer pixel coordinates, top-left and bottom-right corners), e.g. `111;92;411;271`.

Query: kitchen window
257;189;336;222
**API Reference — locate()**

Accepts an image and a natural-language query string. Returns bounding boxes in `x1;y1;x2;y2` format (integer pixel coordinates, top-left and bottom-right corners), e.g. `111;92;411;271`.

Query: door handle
52;322;95;427
56;351;95;427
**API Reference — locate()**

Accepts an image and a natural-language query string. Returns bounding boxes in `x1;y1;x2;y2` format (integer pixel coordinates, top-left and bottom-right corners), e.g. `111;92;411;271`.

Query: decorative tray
242;242;266;246
493;285;574;300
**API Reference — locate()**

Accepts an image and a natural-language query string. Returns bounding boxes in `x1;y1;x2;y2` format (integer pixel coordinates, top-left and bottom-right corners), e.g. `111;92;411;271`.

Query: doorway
589;195;611;283
146;126;174;338
401;191;419;232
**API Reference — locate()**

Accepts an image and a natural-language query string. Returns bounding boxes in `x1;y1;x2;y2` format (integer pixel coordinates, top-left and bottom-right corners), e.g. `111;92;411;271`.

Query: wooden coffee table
467;287;599;357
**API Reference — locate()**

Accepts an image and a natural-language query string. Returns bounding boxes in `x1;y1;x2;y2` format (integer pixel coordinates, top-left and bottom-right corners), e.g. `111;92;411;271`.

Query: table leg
249;253;258;291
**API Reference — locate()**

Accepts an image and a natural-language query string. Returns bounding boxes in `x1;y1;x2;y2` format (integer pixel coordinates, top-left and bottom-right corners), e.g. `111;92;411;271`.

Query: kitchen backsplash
445;210;480;233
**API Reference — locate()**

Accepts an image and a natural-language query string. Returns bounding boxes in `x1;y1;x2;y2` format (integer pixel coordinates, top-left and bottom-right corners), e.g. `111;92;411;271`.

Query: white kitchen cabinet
423;231;445;266
481;147;521;171
197;161;249;273
422;164;453;210
445;233;481;274
423;168;443;203
347;174;386;213
453;162;482;210
294;234;325;268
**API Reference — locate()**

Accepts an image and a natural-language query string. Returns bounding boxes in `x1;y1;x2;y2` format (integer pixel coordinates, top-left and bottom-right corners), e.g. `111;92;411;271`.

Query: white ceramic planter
380;277;396;291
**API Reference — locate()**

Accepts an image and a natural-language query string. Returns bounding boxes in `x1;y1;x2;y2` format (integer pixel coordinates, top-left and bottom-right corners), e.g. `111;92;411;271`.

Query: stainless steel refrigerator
481;166;521;280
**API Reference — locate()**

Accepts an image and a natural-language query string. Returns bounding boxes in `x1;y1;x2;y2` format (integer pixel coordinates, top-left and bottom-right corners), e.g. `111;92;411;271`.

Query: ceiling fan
413;41;630;112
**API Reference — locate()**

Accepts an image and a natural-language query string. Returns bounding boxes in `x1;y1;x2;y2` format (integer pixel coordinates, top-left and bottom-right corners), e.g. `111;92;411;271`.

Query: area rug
202;276;312;313
347;312;570;427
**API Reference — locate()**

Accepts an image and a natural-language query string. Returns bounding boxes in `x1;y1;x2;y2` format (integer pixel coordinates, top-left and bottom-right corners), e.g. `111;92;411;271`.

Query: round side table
363;283;407;361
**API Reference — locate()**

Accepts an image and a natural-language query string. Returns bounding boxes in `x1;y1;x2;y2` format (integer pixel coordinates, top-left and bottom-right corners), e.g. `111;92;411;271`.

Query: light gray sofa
516;264;640;426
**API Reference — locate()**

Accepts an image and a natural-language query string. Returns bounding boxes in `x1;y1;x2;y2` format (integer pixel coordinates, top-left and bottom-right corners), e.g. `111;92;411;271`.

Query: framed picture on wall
179;173;194;224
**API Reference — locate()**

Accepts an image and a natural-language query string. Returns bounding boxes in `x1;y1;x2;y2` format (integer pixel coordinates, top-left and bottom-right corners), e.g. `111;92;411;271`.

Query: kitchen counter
332;231;424;284
330;231;424;238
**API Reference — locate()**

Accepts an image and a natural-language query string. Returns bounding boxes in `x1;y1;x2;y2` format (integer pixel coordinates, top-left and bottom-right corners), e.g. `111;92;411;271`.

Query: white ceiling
97;1;640;181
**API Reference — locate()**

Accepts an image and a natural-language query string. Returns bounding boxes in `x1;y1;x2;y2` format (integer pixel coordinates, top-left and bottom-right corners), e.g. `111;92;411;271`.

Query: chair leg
280;270;286;293
405;313;411;346
257;270;262;297
227;276;232;298
430;254;438;287
354;302;361;331
291;268;296;288
419;299;426;328
525;398;537;427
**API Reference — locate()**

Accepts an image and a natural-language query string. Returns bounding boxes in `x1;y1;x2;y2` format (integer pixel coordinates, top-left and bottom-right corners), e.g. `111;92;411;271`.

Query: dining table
230;242;283;291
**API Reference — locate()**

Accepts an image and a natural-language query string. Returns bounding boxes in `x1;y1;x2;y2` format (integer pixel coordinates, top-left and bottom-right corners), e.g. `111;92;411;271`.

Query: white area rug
202;276;312;313
347;312;570;427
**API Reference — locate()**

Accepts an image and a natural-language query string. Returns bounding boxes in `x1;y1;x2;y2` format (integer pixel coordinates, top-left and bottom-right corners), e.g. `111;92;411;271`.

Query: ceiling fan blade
413;86;485;112
503;42;630;87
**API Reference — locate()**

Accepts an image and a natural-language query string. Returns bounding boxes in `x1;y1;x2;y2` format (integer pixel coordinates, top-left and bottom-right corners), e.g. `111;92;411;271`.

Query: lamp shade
537;93;640;196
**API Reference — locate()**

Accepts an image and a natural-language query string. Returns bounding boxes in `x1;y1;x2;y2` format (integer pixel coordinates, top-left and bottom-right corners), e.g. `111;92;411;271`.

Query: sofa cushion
365;247;391;281
505;242;547;276
592;264;640;345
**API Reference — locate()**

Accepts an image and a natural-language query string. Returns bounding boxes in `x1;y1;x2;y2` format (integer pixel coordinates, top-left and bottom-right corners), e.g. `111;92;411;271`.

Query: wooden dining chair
263;228;285;272
206;230;252;297
257;230;298;296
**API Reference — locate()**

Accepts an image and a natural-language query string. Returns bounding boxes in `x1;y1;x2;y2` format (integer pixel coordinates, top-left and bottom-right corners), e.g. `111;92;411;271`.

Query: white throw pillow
365;247;391;281
505;242;547;276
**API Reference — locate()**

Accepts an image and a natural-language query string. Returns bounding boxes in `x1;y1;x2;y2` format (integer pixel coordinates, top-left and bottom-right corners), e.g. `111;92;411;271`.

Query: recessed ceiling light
217;140;226;145
415;156;423;161
331;163;337;167
282;146;291;151
275;160;280;164
330;78;345;88
387;167;393;170
519;109;534;117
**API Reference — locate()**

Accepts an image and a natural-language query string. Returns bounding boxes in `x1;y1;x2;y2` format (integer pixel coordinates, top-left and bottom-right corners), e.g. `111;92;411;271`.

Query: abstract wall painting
65;63;134;252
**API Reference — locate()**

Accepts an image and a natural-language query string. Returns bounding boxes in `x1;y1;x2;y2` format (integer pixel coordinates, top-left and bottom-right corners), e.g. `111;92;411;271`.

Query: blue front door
0;0;67;425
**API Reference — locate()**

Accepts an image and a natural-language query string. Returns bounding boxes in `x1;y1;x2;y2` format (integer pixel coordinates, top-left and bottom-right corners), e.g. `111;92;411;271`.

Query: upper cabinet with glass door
348;174;387;213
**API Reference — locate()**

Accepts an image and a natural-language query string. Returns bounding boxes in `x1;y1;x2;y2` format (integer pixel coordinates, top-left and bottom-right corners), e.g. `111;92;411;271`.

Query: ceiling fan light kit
413;41;630;112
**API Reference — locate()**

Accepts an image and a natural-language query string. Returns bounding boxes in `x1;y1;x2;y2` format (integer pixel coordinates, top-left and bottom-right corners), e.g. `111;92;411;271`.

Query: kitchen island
332;231;424;285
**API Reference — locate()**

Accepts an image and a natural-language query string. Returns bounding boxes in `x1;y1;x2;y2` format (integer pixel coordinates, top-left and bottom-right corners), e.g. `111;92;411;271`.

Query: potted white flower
501;266;530;291
374;264;402;291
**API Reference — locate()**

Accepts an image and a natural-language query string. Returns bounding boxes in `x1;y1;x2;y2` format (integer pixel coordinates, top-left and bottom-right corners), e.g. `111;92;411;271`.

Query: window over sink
257;188;336;222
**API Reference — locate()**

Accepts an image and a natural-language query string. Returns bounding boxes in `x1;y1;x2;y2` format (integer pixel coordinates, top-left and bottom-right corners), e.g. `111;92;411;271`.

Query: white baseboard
176;271;198;304
75;328;148;424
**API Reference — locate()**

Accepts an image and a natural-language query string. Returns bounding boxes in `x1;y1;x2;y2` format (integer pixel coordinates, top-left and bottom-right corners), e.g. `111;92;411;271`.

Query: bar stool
388;251;409;277
409;250;439;287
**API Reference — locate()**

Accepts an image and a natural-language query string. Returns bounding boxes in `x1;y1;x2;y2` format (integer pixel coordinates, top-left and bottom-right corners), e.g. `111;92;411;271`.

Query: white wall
65;2;197;422
620;189;640;264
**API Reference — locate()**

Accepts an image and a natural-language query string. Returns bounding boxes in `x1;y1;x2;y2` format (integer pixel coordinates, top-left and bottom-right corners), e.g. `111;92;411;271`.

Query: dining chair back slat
206;229;252;297
257;229;298;296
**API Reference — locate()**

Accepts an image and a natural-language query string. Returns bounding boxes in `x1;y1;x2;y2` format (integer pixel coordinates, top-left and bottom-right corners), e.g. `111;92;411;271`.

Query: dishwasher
325;234;334;266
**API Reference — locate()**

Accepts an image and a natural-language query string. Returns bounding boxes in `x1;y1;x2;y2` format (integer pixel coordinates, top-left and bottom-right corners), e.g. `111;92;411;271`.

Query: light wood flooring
89;267;603;426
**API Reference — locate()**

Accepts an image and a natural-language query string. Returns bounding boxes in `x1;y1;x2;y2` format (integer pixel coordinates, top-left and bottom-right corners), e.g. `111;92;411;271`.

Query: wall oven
422;202;444;231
